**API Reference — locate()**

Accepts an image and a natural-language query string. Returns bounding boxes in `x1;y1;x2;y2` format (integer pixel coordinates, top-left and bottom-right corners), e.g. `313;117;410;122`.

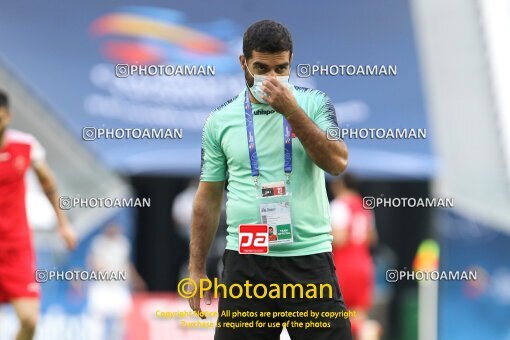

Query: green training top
200;85;339;256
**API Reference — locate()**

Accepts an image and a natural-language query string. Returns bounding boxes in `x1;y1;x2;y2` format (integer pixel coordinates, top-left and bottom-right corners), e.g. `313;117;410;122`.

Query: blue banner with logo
0;0;432;177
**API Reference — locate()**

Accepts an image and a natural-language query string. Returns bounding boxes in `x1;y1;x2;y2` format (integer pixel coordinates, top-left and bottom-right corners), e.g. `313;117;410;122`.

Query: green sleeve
313;92;339;131
199;114;227;181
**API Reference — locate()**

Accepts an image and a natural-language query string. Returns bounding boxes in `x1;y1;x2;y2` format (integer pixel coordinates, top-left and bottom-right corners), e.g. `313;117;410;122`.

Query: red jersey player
330;173;378;339
0;90;77;340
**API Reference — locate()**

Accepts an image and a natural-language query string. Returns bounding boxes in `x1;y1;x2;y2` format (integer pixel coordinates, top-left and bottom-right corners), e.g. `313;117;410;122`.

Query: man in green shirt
188;20;352;340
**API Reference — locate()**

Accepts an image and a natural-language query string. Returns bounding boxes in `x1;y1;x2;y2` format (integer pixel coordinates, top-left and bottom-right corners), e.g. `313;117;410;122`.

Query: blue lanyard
244;90;292;184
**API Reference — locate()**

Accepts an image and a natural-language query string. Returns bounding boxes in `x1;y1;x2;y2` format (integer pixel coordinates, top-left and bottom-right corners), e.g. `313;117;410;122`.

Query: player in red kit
330;173;379;339
0;90;77;340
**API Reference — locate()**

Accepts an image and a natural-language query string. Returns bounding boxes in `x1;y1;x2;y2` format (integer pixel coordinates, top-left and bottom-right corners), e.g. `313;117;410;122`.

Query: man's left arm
33;161;77;250
261;78;348;175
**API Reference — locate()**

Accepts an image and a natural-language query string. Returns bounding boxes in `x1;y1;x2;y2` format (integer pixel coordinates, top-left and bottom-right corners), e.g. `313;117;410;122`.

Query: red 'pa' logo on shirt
238;224;269;254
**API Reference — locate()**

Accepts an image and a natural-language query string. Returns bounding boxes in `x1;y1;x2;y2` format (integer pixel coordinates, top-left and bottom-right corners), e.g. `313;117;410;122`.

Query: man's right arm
188;180;224;316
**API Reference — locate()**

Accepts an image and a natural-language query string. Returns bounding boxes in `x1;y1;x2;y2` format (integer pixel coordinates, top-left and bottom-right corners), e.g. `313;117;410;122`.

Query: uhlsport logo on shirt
238;224;269;254
253;109;275;116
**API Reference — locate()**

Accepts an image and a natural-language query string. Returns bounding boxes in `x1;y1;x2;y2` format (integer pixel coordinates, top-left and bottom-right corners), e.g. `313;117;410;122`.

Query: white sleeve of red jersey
330;200;351;230
30;136;46;166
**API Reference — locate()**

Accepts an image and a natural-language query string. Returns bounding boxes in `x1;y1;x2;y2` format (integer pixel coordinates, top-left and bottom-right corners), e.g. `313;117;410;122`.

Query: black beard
244;67;255;88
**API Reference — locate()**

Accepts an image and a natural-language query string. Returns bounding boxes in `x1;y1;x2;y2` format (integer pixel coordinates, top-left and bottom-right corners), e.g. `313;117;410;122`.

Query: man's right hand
187;181;224;319
187;271;212;319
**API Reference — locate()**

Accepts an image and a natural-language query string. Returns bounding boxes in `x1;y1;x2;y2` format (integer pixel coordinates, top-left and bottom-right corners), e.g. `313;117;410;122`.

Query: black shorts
214;250;353;340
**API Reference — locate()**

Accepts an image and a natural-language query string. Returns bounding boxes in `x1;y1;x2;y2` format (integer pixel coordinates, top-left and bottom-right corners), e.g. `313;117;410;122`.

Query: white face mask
245;61;291;104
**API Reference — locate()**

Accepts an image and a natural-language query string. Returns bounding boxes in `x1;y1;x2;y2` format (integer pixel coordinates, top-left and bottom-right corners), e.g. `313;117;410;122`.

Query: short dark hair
0;90;8;109
243;20;293;59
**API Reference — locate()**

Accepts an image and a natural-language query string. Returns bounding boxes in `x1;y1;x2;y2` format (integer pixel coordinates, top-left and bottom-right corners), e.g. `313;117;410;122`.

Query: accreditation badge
257;181;293;244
